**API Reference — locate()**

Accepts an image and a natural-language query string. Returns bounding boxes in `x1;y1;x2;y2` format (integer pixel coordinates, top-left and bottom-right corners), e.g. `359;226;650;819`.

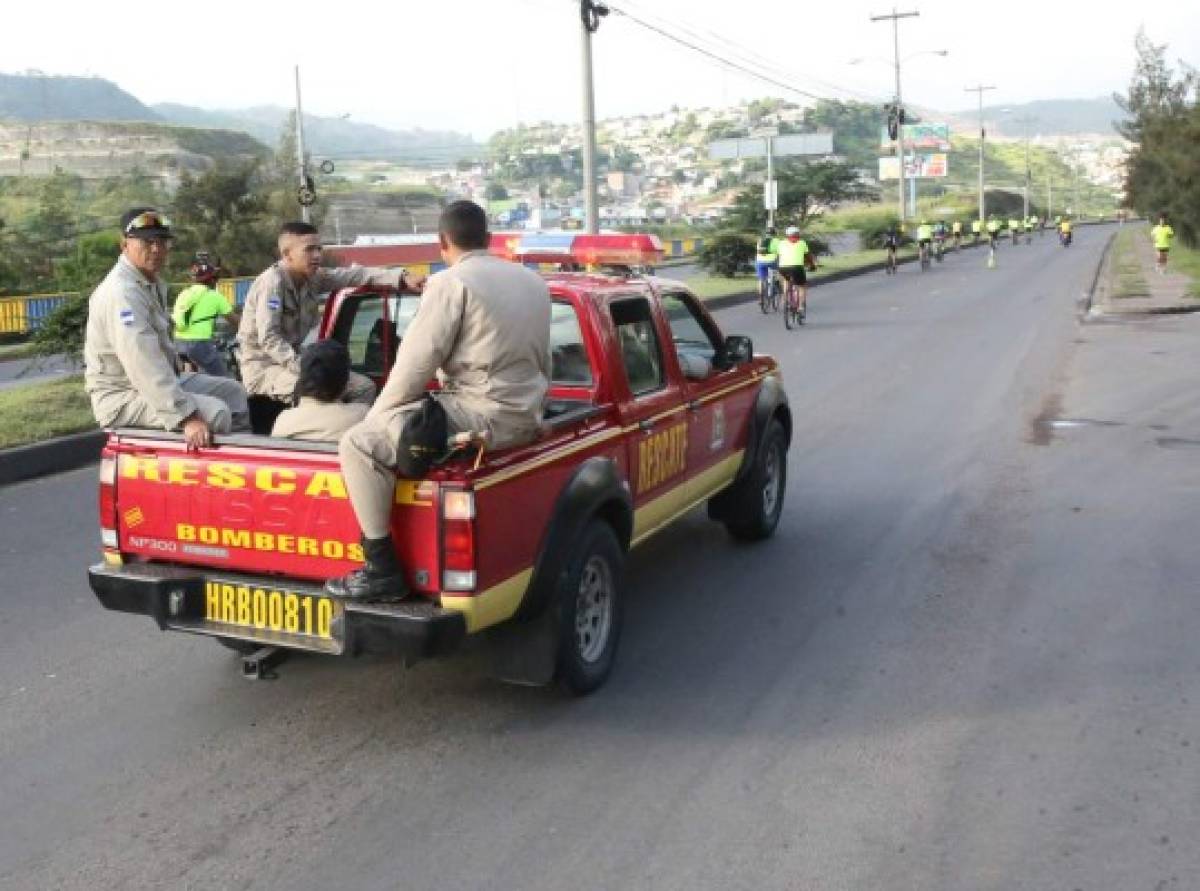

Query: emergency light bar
489;232;663;268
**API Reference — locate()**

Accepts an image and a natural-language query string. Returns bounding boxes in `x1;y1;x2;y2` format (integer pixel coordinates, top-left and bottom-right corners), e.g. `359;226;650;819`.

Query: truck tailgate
108;432;439;590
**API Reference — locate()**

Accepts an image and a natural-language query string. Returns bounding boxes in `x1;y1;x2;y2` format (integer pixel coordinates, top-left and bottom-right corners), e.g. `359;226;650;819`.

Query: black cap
121;207;174;240
298;340;351;402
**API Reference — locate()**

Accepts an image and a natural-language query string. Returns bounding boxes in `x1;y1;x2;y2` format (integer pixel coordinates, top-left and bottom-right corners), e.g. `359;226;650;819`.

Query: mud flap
481;609;559;687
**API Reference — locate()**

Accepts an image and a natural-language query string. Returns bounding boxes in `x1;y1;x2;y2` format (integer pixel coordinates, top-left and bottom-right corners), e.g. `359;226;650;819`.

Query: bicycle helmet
190;260;218;283
785;226;800;237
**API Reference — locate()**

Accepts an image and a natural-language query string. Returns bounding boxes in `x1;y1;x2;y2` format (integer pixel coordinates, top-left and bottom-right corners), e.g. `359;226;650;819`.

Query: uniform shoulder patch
267;295;282;311
118;307;136;326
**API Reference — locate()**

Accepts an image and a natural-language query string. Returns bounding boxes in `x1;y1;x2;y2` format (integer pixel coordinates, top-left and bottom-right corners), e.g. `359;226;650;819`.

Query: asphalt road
0;354;74;391
4;224;1199;889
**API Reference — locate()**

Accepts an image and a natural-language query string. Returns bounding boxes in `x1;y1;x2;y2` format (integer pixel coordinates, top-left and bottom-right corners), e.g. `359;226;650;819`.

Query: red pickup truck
89;272;790;693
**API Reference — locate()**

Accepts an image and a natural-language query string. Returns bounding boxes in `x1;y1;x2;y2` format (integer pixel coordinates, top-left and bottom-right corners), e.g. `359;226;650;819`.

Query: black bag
396;395;448;478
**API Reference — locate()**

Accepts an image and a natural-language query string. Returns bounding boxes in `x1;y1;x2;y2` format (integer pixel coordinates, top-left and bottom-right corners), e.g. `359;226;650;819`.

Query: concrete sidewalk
1092;226;1199;316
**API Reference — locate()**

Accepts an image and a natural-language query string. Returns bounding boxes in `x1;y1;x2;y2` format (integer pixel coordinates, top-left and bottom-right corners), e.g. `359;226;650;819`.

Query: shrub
699;232;755;278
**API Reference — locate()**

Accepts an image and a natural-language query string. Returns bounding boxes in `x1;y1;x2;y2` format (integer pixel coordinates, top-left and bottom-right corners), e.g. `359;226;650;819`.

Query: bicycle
758;270;781;314
919;241;931;271
934;237;945;263
783;278;805;330
885;245;898;275
952;233;962;253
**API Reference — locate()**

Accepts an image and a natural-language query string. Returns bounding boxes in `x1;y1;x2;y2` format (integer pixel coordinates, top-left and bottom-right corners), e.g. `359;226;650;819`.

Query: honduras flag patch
267;296;282;311
118;308;135;326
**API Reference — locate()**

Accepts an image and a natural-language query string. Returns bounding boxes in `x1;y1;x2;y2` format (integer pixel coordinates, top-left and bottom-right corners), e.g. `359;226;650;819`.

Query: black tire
721;419;788;541
759;282;770;314
553;522;625;696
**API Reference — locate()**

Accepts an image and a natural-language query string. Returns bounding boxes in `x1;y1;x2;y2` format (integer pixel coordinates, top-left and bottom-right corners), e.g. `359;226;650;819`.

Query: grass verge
684;247;918;301
0;341;38;363
1109;227;1150;298
1167;240;1200;299
0;375;95;450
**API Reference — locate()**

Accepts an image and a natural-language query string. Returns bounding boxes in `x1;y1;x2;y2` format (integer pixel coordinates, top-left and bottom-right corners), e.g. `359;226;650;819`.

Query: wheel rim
762;440;782;518
575;555;614;664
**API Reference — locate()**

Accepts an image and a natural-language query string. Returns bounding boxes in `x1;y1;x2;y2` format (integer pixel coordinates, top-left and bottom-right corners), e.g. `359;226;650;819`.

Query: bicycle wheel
770;279;782;312
759;281;769;314
783;287;797;330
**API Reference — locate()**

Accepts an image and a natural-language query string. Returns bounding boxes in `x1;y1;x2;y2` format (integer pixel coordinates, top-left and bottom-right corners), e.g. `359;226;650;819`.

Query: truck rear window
550;301;592;385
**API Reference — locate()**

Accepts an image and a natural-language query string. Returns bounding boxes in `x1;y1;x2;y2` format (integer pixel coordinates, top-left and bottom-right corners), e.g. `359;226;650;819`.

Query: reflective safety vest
778;237;810;267
952;221;963;234
987;220;1001;234
916;224;933;241
972;220;983;234
1152;224;1174;250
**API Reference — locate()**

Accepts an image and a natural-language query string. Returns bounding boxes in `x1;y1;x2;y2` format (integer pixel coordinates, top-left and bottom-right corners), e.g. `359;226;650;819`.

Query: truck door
659;288;749;484
610;296;688;541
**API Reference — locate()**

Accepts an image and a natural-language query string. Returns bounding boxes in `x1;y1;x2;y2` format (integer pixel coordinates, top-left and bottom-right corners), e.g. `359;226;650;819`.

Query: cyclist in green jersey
173;258;238;377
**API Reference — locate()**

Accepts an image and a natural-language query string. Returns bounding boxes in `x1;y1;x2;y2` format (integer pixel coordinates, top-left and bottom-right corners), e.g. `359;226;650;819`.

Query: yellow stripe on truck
442;567;533;633
632;450;743;545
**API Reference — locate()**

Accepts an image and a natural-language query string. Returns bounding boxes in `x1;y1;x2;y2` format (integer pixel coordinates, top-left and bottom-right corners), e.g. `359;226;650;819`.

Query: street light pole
1014;114;1037;220
294;65;311;224
964;84;996;225
871;8;920;224
579;1;608;235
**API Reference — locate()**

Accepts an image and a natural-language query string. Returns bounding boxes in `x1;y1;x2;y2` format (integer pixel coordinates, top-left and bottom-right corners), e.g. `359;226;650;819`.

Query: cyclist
1059;216;1072;247
173;257;239;377
933;220;948;261
951;219;963;251
754;226;781;309
882;224;901;274
1007;216;1021;244
1151;213;1174;274
778;225;818;321
986;216;1001;247
916;219;933;267
971;218;983;245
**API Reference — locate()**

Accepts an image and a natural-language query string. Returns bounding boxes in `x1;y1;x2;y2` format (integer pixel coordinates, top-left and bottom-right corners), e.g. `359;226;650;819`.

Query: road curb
0;429;104;487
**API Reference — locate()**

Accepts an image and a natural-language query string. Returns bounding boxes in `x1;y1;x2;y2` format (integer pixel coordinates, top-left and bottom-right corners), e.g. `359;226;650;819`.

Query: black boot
325;536;410;601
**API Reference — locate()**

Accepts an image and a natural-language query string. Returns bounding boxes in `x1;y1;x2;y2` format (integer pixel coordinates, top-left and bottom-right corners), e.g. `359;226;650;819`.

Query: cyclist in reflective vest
173;258;238;377
755;226;781;291
778;226;817;319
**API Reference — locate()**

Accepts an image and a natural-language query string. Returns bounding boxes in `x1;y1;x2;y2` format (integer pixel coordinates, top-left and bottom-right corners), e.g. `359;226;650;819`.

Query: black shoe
325;535;410;602
325;568;409;601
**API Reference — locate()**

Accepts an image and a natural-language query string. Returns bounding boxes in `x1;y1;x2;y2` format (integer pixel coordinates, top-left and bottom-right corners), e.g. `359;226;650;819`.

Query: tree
485;182;509;201
1118;30;1200;244
730;159;878;230
170;161;275;275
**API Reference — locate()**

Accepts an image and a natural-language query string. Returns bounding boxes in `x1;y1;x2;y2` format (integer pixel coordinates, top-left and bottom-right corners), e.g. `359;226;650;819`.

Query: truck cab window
661;292;720;363
611;297;665;396
330;293;421;376
550;301;593;385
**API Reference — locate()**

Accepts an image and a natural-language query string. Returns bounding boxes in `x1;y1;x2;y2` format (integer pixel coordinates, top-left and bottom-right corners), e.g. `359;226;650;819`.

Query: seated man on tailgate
327;200;552;601
271;341;368;442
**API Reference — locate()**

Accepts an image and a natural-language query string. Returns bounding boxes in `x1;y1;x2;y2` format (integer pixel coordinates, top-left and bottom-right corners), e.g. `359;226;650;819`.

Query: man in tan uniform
238;221;418;405
271;341;368;441
84;208;249;449
327;200;552;600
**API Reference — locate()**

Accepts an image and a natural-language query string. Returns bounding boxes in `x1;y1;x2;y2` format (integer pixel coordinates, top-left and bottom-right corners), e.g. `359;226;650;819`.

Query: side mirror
723;335;753;365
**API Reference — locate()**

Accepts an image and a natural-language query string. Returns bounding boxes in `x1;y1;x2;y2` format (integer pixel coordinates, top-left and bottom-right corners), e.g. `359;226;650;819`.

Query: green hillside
0;73;158;122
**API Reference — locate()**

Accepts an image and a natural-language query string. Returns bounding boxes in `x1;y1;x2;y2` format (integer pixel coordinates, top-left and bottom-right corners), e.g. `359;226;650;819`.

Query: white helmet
785;226;800;236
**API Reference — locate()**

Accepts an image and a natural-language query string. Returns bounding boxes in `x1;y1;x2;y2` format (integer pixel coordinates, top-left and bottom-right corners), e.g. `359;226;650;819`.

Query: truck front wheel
719;418;787;541
554;522;625;696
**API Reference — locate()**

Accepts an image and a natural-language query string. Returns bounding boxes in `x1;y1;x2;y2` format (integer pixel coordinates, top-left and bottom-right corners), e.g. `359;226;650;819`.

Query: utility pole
871;8;920;223
1014;115;1037;220
964;84;996;224
1047;176;1052;220
579;1;608;235
765;133;776;229
294;65;312;224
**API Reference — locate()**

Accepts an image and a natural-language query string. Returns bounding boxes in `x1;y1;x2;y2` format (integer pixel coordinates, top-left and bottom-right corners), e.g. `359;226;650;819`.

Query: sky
6;0;1199;139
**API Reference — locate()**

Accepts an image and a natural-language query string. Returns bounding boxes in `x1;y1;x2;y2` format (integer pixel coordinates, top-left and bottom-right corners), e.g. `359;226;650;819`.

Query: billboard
708;131;834;160
879;153;948;180
879;122;952;152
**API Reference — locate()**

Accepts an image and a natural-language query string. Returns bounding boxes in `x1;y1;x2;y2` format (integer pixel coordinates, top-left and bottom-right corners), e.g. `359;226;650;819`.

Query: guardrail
0;242;710;336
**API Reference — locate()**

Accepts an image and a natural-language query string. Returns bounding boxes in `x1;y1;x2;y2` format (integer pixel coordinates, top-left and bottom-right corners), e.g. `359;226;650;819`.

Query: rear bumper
88;562;466;660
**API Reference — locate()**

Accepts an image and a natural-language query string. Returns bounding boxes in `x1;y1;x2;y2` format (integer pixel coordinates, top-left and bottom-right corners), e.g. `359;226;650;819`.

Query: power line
604;3;842;104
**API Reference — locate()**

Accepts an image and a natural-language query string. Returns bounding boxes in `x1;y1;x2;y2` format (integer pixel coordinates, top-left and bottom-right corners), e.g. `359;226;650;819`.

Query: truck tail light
98;450;118;551
441;489;476;592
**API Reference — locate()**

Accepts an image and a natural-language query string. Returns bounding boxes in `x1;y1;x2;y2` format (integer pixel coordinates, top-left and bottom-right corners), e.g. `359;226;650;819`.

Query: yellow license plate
203;581;341;641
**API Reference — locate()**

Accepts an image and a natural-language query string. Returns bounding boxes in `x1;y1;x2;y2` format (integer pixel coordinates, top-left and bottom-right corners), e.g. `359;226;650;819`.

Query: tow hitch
240;646;289;680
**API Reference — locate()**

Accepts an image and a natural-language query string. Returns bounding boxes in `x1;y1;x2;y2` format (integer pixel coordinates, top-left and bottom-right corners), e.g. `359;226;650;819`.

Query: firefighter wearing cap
271;341;369;441
239;221;418;406
173;257;238;377
84;208;250;450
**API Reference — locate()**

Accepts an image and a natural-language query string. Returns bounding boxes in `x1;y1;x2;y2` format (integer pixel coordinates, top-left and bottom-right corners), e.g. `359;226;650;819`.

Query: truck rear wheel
720;418;787;541
554;521;625;696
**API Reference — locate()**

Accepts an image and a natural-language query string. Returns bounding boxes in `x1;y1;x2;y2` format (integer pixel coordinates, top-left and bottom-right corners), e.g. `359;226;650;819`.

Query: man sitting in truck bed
271;341;368;442
327;200;552;601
